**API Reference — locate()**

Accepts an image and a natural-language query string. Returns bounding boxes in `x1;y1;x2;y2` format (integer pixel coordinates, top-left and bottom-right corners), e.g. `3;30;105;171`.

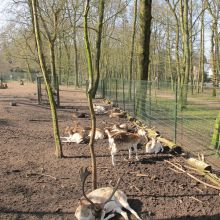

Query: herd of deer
62;104;164;220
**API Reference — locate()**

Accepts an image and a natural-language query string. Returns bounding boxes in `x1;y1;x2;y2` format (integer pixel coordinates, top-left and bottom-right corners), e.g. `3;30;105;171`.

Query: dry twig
165;160;220;191
190;196;203;203
26;172;57;180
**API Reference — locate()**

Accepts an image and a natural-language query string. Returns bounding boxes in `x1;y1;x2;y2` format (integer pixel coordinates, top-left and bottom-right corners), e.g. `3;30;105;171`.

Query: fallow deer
61;122;86;144
111;124;128;133
145;137;164;154
75;167;142;220
88;128;106;140
104;129;146;166
93;104;108;115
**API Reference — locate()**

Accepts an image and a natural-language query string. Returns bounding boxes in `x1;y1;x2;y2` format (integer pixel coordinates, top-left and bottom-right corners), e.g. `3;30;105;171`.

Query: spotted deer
104;129;146;166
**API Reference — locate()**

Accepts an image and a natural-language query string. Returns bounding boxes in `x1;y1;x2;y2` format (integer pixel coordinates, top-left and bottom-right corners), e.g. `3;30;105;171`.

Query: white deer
93;104;108;115
61;123;85;144
88;128;106;140
145;137;164;154
75;167;142;220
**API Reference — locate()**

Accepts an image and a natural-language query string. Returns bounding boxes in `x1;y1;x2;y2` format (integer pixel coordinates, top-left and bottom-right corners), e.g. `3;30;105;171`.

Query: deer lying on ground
108;108;126;118
93;104;108;115
61;122;87;144
88;128;106;140
61;132;84;143
145;137;164;154
105;128;146;166
111;124;128;133
75;167;142;220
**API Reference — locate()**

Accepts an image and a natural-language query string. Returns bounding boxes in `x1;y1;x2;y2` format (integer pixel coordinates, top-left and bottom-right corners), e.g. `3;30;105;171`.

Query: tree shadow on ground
0;207;74;219
141;155;173;164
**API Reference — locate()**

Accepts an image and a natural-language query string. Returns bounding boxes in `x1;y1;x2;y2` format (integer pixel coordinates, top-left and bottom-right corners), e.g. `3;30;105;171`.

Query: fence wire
97;78;220;156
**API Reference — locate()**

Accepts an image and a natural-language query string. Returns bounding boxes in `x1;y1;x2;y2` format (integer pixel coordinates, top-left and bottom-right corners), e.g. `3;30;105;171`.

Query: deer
109;111;126;118
61;122;87;144
145;137;164;154
104;129;146;166
88;128;106;140
111;124;128;133
61;132;84;144
93;104;108;115
75;167;142;220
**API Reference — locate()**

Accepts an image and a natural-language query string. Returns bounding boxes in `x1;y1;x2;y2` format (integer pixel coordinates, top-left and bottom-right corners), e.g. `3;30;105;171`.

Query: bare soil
0;82;220;220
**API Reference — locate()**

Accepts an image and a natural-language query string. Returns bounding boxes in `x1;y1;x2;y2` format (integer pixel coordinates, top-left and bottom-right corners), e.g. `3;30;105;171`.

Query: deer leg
100;210;106;220
111;143;117;166
120;201;142;220
111;151;116;166
104;213;115;220
114;207;129;220
128;148;132;159
133;144;139;161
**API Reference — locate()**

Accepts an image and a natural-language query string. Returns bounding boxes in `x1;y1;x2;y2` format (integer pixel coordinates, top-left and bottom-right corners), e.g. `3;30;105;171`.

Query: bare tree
84;0;97;190
30;0;63;158
139;0;152;80
92;0;105;98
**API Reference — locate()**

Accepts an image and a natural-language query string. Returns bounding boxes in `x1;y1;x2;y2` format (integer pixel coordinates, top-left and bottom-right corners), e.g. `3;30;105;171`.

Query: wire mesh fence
37;75;60;107
97;78;220;156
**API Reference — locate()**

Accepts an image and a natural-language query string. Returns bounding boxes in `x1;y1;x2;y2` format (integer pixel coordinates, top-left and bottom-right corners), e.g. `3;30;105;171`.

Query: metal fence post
102;79;105;98
37;76;41;104
174;83;178;143
123;80;125;111
56;75;60;107
115;79;118;105
149;81;152;128
133;80;136;115
109;78;111;99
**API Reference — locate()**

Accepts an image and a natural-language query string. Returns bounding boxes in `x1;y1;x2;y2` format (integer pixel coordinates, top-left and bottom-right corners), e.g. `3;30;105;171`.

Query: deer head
76;167;122;220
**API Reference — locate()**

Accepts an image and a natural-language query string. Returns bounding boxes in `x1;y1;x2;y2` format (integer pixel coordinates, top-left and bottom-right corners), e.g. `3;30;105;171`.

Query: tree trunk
129;0;138;81
25;59;33;82
64;40;71;85
165;0;181;84
73;6;79;88
189;0;194;95
31;0;63;158
139;0;152;80
84;0;97;190
92;0;105;98
211;22;217;97
129;0;138;99
198;1;205;93
49;40;56;90
180;0;190;110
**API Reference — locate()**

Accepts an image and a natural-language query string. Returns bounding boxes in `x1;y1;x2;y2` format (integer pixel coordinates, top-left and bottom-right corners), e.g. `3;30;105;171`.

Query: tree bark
31;0;63;158
84;0;97;190
180;0;190;110
139;0;152;80
129;0;138;99
92;0;105;98
198;1;205;93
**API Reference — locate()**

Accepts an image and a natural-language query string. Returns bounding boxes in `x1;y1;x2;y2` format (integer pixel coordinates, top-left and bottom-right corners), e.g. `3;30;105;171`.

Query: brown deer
104;129;146;166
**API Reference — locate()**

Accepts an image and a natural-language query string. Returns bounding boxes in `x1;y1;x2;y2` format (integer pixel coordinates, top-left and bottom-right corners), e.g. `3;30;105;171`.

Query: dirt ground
0;81;220;220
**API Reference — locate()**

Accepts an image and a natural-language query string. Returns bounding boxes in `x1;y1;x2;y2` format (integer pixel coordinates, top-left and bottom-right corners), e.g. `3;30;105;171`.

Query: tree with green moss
30;0;63;158
84;0;97;190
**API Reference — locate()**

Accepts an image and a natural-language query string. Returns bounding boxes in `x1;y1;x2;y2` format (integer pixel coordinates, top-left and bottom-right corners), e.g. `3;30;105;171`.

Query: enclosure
97;78;220;168
0;82;220;220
